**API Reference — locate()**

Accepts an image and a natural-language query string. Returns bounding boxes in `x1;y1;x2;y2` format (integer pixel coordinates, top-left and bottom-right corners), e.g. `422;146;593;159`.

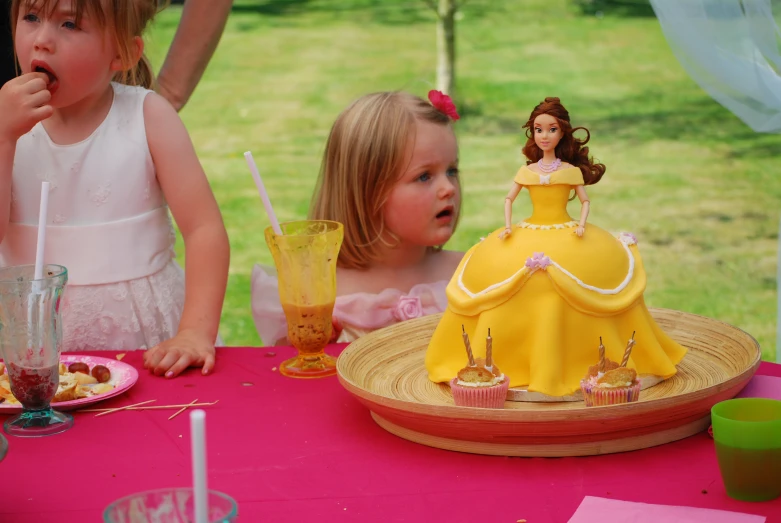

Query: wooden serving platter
336;308;761;457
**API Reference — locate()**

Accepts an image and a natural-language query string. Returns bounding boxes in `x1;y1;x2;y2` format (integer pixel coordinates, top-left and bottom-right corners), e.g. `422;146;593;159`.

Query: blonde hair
310;91;460;270
11;0;165;88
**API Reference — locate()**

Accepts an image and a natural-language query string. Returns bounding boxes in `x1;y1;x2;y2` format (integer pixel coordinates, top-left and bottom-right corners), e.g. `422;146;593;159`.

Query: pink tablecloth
2;346;780;523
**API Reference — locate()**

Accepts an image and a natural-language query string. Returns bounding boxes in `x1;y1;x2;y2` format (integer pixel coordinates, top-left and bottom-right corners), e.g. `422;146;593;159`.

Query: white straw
190;409;208;523
33;181;50;282
244;151;282;235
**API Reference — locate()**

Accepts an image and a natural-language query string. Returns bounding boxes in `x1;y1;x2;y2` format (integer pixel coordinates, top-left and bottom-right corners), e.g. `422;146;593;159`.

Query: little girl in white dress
252;90;464;344
3;82;184;351
0;0;229;378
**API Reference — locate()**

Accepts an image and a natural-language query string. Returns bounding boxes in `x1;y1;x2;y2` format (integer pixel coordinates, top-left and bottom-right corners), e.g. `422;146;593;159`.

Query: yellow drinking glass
265;220;344;378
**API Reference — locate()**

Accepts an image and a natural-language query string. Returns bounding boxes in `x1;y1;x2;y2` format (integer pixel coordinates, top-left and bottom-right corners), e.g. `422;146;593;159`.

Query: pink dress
251;265;448;345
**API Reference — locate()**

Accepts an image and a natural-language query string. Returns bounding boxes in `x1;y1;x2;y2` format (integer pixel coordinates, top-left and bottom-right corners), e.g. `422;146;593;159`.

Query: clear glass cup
103;488;238;522
265;220;344;378
0;433;7;461
0;264;72;437
711;398;781;501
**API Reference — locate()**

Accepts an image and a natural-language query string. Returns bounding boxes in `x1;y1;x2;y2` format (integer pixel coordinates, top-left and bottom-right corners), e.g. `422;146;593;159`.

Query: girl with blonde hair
252;90;464;344
0;0;230;377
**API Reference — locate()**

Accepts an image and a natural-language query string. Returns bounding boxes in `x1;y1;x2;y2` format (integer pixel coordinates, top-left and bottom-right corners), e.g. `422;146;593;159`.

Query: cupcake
580;334;641;407
450;327;509;408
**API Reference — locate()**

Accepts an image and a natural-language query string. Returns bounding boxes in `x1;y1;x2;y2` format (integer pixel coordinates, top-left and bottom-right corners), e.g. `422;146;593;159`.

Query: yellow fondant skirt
425;223;687;397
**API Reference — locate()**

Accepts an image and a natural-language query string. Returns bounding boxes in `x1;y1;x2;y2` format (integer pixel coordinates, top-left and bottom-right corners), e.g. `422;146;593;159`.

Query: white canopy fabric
650;0;781;133
651;1;781;362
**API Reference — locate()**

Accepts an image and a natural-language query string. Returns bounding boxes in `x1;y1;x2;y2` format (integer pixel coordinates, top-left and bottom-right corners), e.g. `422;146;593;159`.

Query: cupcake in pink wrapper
580;372;641;407
450;373;510;408
450;327;509;408
580;334;641;407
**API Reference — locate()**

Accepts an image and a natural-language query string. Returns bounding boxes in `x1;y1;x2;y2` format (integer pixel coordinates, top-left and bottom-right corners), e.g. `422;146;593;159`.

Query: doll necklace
537;157;561;173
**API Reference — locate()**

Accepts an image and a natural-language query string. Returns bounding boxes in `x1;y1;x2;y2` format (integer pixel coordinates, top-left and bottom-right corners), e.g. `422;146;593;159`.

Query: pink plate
0;355;138;412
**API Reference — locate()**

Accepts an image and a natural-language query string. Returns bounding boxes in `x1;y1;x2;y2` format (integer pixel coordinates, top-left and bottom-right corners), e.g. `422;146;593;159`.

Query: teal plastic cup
711;398;781;502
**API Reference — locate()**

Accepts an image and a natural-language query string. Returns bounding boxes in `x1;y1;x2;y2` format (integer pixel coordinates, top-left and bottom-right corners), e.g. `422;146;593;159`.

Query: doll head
521;97;606;185
310;91;461;270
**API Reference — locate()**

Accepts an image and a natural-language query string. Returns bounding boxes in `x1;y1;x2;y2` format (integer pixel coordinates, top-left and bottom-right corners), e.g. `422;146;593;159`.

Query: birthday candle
461;325;475;366
621;331;636;367
486;328;493;368
598;336;605;374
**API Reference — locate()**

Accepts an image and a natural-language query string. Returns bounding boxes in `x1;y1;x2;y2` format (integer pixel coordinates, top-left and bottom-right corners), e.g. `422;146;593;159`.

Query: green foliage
572;0;656;18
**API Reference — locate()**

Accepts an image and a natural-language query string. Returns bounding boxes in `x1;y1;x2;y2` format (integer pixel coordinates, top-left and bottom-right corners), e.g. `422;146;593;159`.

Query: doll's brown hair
521;97;606;185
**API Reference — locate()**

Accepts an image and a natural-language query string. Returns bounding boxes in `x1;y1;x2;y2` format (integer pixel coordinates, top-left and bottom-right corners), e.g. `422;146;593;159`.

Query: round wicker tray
336;308;761;457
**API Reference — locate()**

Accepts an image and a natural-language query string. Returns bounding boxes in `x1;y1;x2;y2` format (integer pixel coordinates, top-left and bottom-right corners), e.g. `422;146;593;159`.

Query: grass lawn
144;0;779;360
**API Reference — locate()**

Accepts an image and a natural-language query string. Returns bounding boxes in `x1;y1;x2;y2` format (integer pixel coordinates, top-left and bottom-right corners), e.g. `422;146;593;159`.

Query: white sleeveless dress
0;83;185;351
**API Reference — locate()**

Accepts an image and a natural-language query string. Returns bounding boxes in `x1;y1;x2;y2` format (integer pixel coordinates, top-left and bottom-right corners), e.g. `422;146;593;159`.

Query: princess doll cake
425;97;687;400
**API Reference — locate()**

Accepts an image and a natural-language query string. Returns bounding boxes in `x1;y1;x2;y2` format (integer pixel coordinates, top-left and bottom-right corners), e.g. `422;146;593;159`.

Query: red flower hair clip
428;90;460;121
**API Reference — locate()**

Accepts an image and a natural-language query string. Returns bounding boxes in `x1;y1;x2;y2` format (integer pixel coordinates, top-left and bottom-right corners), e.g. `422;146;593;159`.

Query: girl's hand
143;329;216;378
499;227;512;240
575;225;585;237
0;73;53;142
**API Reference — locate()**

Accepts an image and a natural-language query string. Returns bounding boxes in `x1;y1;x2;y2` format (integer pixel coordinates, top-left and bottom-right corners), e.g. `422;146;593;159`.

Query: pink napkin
568;496;766;523
736;375;781;401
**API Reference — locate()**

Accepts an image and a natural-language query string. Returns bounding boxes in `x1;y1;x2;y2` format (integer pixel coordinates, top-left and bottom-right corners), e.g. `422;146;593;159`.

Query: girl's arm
0;73;52;242
574;185;590;237
0;140;14;243
499;183;523;240
142;93;230;378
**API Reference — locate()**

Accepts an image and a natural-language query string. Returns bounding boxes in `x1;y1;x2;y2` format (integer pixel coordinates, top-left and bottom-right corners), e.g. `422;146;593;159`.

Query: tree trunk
436;0;456;96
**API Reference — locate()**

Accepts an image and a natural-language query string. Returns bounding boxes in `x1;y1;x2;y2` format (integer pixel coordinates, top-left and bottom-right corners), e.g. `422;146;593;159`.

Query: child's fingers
23;71;49;82
164;353;195;378
202;352;216;375
152;350;181;377
28;88;51;106
143;345;164;369
20;74;49;93
33;105;53;121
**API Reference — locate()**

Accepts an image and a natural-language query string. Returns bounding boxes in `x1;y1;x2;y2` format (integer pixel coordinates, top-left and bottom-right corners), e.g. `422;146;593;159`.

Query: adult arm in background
155;0;233;112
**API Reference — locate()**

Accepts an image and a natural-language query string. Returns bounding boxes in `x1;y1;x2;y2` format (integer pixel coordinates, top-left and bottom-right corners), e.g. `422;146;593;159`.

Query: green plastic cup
711;398;781;502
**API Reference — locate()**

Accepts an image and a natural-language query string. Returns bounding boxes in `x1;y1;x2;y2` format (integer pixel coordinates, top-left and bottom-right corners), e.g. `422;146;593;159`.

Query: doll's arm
499;183;523;240
574;185;590;238
142;93;230;377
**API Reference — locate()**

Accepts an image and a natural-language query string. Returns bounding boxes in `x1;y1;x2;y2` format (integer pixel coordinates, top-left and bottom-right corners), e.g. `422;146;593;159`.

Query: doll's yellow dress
425;165;687;397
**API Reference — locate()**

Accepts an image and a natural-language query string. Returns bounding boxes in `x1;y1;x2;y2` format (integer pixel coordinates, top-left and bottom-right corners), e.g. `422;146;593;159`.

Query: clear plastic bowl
103;487;238;522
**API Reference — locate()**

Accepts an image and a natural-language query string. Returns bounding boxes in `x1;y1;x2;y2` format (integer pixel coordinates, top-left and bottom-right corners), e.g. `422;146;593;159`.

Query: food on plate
68;362;90;375
0;360;115;405
91;365;111;383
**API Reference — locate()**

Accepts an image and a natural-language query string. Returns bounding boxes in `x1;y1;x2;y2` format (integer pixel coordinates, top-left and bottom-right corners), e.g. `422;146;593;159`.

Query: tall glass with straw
0;182;73;436
245;152;344;378
265;220;343;377
0;264;70;436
